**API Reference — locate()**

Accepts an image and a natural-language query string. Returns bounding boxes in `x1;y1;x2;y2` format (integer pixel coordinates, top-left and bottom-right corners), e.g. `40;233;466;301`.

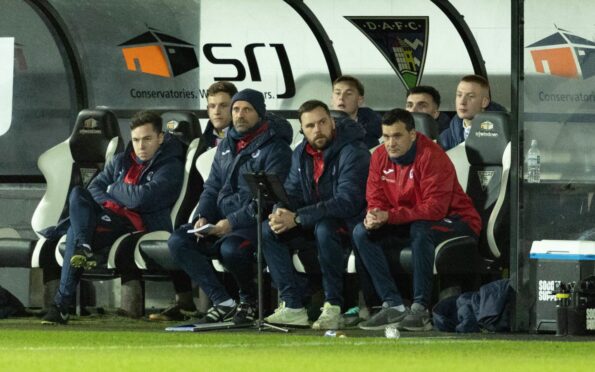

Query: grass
1;316;595;371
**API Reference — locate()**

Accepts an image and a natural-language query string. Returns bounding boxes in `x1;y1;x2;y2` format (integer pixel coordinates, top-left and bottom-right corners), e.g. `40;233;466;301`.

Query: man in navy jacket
42;111;185;324
262;100;370;329
331;75;382;149
439;75;506;151
168;89;293;325
149;81;238;322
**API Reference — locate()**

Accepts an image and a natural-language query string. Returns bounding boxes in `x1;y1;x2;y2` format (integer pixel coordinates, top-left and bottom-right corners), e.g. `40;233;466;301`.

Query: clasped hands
268;208;297;235
363;208;388;230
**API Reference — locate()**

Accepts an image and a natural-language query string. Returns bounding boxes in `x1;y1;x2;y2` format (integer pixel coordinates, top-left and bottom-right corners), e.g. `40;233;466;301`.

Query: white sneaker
312;302;343;330
264;302;309;327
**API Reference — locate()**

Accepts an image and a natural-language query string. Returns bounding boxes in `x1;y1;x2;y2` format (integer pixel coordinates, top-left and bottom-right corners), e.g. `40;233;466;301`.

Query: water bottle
527;139;541;183
384;325;400;339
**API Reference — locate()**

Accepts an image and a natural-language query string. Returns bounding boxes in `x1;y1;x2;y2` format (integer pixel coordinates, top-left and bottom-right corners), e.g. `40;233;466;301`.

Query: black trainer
233;302;256;325
358;305;409;330
41;304;69;325
196;303;237;324
70;244;96;270
399;303;433;331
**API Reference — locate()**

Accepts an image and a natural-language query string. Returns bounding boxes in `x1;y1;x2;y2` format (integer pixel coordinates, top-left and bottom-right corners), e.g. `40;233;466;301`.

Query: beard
309;135;331;150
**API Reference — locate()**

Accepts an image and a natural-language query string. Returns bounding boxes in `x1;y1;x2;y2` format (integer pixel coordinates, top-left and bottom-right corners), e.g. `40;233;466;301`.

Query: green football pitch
1;316;594;372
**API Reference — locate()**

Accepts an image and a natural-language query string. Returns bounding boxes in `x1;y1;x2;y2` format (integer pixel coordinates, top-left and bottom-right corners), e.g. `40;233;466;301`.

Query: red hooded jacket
366;134;481;235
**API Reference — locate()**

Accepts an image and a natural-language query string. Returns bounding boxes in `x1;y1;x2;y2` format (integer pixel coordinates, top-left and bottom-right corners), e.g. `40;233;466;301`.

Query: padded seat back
464;112;511;260
31;109;123;236
447;142;469;192
412;112;439;140
195;146;217;185
161;111;202;228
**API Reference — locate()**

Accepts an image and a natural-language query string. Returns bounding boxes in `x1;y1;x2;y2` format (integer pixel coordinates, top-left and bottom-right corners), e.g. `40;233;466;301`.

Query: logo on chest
382;168;396;183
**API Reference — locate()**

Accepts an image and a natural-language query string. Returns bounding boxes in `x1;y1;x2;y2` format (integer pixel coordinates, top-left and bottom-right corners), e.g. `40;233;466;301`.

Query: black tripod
244;172;290;333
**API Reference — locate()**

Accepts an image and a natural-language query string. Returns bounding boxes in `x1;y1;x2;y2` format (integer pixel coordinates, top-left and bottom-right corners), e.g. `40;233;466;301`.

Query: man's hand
363;208;388;230
193;217;209;238
268;208;297;235
208;219;232;237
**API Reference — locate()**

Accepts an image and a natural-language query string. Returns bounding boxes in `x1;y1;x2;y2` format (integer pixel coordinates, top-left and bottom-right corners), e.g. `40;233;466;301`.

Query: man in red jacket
353;108;481;332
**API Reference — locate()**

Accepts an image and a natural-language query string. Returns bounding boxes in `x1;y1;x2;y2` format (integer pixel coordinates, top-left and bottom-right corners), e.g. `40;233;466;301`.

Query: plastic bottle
384;325;400;339
527;139;541;183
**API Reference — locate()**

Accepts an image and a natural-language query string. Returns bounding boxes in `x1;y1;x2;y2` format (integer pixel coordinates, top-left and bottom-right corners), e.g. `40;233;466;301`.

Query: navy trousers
168;223;256;305
352;217;476;308
54;186;134;308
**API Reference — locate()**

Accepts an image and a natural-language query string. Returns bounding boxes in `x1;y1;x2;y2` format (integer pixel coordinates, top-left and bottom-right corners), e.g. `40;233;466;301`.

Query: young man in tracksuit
262;100;370;329
43;111;185;324
167;89;293;325
353;108;481;331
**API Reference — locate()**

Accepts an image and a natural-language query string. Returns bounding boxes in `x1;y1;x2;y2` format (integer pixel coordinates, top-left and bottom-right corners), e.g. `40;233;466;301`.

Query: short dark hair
298;100;331;123
206;81;238;98
332;75;365;96
460;74;490;88
382;108;415;131
130;110;162;133
407;85;441;107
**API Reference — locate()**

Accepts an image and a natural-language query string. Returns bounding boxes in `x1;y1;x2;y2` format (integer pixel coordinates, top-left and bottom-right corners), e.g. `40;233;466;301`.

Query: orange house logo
119;27;198;78
527;27;595;79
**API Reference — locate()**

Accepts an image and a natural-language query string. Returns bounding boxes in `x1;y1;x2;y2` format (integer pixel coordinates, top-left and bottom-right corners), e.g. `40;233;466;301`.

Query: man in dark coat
149;81;238;322
42;111;185;324
262;100;370;329
405;85;451;133
168;89;293;325
439;75;506;151
331;75;382;149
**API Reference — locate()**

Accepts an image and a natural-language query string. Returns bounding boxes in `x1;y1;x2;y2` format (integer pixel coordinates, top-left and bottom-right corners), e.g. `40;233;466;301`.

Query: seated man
168;89;293;325
439;74;505;151
352;109;481;331
331;75;382;149
42;111;185;324
149;81;238;322
261;100;370;329
405;85;451;133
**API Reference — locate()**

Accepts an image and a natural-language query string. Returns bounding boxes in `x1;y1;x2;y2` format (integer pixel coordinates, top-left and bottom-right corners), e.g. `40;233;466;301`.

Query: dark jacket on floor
432;279;513;333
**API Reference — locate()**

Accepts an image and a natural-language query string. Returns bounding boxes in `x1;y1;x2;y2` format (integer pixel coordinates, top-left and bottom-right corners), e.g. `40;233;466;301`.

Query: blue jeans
168;224;256;305
352;217;476;308
54;186;134;308
262;218;347;309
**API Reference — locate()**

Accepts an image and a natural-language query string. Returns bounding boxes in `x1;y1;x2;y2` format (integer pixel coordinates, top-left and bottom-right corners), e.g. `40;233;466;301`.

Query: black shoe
70;244;96;270
196;303;237;324
399;303;433;331
41;304;69;325
358;306;409;331
233;302;256;325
